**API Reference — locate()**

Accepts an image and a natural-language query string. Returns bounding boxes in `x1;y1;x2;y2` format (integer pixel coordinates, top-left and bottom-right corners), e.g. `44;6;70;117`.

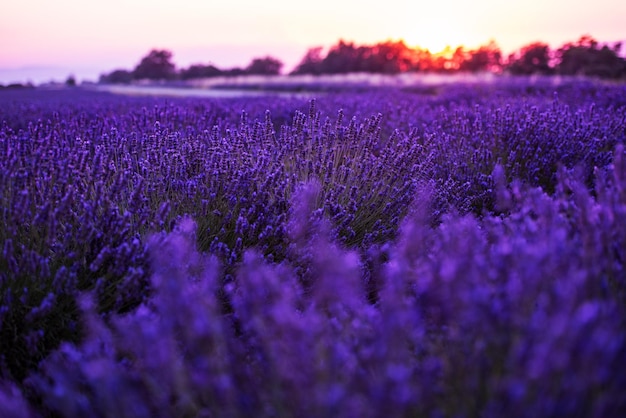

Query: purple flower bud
89;246;111;272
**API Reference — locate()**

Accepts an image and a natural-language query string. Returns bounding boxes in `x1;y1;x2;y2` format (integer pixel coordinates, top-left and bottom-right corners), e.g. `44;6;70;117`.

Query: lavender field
1;78;626;417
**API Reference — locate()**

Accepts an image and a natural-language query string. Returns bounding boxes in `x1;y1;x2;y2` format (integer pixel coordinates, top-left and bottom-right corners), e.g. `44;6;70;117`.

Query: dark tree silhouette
99;69;134;84
222;67;246;76
133;49;177;80
292;40;420;74
179;64;222;80
291;47;324;75
324;40;367;73
506;42;553;75
246;56;283;75
556;35;626;79
65;75;77;87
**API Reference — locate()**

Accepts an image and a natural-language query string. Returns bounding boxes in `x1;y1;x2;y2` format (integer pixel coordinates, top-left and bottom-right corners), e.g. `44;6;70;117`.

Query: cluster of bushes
507;35;626;78
99;50;284;84
0;83;35;90
0;79;625;416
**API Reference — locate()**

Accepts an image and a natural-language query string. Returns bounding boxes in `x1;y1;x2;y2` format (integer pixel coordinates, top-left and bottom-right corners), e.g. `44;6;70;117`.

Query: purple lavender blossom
0;80;625;416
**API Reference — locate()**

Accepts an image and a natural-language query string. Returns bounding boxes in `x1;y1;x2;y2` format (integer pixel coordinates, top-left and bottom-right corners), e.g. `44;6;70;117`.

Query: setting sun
399;4;486;53
402;24;471;54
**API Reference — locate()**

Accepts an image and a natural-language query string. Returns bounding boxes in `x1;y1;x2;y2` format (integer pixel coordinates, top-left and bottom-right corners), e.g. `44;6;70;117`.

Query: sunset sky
1;0;625;84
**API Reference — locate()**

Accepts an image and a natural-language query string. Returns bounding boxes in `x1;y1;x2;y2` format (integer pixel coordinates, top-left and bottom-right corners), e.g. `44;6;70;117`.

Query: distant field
92;72;573;96
87;73;626;101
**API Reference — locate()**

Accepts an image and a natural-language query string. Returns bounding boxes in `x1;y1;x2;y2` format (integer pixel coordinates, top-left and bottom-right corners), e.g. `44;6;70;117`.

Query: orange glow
401;28;469;54
399;8;485;56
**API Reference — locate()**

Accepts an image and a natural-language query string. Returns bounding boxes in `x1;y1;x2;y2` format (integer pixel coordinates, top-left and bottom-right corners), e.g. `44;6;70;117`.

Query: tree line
291;35;626;78
99;51;284;83
99;34;626;83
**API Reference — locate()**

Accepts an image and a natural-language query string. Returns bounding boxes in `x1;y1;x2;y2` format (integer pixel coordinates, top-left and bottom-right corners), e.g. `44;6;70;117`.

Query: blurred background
1;0;625;85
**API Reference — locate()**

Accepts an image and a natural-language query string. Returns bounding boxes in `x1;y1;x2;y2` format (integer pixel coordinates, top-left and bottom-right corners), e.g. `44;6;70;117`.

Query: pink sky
1;0;625;83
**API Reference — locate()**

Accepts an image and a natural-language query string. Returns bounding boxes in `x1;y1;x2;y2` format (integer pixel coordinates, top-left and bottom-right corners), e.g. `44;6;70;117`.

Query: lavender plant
21;158;626;416
0;79;625;416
